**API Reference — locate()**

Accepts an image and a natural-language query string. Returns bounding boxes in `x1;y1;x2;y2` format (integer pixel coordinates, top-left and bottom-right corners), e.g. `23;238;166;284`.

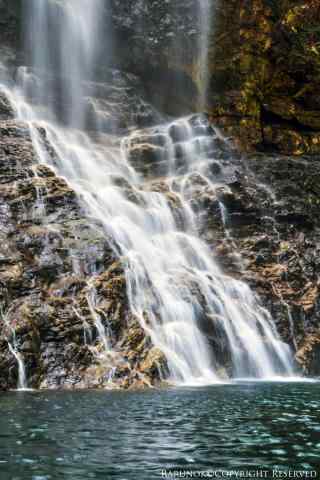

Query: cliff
0;0;319;390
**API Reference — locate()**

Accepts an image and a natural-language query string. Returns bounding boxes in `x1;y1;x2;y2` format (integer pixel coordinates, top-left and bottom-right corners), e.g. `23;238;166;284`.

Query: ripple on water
0;383;319;478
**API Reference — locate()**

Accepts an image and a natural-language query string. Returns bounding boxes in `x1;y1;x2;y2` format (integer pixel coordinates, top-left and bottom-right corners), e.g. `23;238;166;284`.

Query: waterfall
7;342;28;391
23;0;104;128
3;0;295;386
2;309;28;390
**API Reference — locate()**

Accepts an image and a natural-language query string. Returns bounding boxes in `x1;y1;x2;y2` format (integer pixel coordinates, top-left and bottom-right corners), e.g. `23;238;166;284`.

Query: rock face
212;0;320;155
0;0;21;68
110;0;201;114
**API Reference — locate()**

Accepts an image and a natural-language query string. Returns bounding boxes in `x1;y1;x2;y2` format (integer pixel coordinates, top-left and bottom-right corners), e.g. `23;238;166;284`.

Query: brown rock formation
210;0;320;154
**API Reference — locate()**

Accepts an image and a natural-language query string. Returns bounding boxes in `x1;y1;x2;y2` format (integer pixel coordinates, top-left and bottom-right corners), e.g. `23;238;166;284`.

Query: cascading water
24;0;104;129
2;0;295;386
7;339;27;391
1;309;28;390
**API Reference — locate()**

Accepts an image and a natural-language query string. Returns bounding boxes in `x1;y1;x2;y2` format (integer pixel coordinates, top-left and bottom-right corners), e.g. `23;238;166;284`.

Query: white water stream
1;308;28;390
1;0;295;386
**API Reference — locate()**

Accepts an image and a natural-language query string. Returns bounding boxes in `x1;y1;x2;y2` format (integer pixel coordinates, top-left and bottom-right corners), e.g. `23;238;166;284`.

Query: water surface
0;382;319;479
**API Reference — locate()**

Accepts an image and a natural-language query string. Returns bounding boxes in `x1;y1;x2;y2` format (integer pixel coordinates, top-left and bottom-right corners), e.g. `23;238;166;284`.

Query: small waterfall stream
7;342;27;391
1;0;295;386
2;309;28;390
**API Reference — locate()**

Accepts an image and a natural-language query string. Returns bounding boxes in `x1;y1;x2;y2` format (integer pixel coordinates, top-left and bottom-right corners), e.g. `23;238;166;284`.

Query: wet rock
296;335;320;376
128;142;167;176
209;161;222;176
0;91;15;120
20;68;160;133
139;347;168;381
